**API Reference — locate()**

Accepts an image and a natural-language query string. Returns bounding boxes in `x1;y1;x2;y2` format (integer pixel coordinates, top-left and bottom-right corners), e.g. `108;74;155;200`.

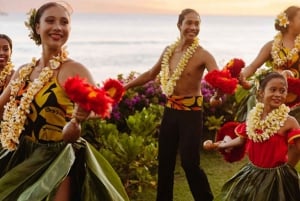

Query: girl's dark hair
275;6;300;33
26;2;72;45
0;34;12;50
177;8;199;26
259;72;287;91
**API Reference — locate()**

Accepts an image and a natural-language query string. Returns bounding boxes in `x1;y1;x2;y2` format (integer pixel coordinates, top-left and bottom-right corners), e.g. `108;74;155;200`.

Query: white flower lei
159;38;199;96
246;102;290;142
0;47;68;150
0;61;14;88
271;32;300;68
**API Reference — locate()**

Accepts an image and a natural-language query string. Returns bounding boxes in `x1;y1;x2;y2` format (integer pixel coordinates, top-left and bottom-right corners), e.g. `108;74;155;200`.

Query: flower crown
276;12;289;28
252;67;273;90
24;8;41;45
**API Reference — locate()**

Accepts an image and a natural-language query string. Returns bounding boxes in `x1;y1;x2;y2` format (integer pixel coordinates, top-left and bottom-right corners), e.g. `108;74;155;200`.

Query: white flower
49;59;61;69
0;61;14;87
276;12;289;28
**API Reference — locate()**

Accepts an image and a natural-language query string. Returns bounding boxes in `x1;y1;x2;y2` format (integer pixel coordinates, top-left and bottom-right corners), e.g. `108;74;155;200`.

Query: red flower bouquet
102;78;125;104
64;76;125;118
204;69;238;94
204;58;245;95
223;58;245;78
287;77;300;96
215;121;246;163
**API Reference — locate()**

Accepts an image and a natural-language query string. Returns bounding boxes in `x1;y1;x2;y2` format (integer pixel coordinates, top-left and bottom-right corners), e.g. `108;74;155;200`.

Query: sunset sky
0;0;298;16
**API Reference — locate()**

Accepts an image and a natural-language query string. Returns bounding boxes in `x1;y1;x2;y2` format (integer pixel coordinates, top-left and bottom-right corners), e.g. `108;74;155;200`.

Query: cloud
1;0;298;15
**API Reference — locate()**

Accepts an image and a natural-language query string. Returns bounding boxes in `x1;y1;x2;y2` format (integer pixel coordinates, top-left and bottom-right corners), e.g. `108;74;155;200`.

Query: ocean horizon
1;13;275;83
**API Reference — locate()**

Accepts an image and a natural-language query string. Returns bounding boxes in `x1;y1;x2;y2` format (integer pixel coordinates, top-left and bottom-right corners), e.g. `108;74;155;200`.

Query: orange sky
0;0;298;16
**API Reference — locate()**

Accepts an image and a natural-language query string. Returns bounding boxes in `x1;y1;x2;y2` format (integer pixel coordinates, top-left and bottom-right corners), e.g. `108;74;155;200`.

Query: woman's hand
203;140;221;151
62;105;89;143
238;73;252;89
62;118;81;143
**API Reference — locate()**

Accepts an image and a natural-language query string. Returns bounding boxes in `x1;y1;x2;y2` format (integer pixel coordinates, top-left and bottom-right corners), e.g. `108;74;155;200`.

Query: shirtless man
125;8;218;201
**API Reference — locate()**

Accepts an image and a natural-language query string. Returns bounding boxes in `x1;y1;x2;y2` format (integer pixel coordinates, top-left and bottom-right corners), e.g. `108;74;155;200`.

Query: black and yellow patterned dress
274;48;300;121
0;77;129;201
235;49;300;121
271;48;300;106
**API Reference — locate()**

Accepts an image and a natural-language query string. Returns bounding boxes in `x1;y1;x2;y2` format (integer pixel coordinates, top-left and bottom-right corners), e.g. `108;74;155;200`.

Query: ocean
1;13;275;83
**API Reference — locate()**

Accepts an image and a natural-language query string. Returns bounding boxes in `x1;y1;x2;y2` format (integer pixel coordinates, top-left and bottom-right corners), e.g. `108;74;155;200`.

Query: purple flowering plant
107;72;167;132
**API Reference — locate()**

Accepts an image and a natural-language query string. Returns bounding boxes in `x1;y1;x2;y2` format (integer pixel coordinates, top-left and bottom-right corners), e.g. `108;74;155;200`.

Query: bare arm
0;66;23;119
218;136;247;149
58;60;97;121
288;141;300;167
58;60;96;86
241;41;273;78
294;138;300;152
286;116;300;167
202;48;219;72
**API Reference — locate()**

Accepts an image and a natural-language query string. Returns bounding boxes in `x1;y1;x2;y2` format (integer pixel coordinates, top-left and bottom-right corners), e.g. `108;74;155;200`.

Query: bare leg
53;176;71;201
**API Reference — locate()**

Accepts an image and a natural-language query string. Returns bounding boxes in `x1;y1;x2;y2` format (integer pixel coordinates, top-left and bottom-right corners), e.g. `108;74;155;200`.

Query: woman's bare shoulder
58;59;95;85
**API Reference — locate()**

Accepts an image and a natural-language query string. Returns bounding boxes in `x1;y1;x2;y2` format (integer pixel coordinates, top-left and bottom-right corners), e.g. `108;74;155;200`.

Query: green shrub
82;104;163;198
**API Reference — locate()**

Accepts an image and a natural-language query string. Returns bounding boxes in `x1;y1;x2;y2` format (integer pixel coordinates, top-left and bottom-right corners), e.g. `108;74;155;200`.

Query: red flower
216;121;246;163
204;69;238;94
102;78;125;104
204;58;245;94
287;77;300;96
89;87;113;118
64;76;113;118
224;58;245;78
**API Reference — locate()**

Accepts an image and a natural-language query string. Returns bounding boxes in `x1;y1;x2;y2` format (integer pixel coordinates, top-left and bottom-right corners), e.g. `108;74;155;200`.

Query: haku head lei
276;12;289;28
252;67;273;90
24;8;40;45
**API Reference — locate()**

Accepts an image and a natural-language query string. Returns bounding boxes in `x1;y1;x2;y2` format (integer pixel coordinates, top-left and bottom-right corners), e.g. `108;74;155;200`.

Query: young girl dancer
213;72;300;201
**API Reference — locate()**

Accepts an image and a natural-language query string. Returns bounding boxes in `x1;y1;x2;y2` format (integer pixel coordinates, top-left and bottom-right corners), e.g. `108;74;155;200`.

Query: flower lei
246;102;290;142
0;48;68;150
0;61;14;88
159;38;199;96
271;32;300;69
